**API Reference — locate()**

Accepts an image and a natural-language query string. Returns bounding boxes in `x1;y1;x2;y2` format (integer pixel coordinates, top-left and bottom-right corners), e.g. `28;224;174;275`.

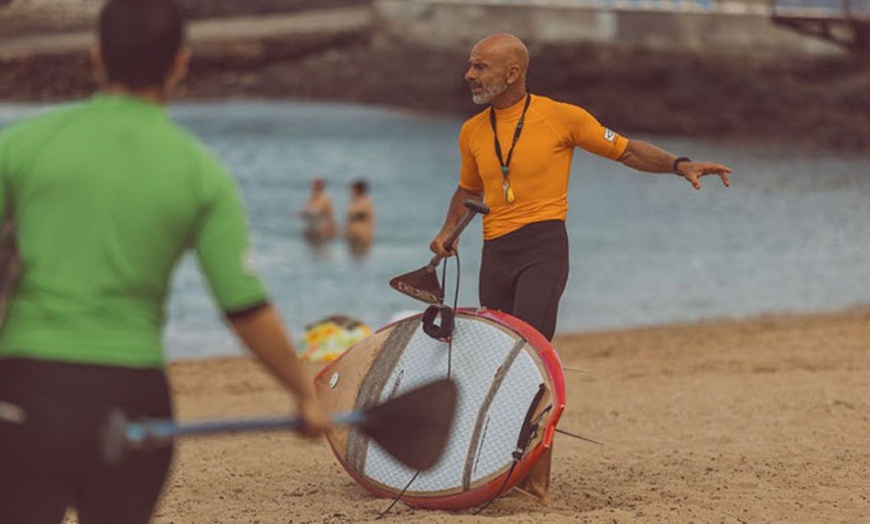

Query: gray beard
471;79;507;105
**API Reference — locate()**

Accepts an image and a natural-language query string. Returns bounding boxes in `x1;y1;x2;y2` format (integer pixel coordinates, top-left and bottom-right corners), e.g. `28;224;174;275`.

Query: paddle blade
388;200;488;305
359;378;458;471
388;266;443;305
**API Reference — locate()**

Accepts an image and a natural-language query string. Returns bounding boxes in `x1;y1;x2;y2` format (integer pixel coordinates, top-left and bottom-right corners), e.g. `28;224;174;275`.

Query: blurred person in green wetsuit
0;0;330;522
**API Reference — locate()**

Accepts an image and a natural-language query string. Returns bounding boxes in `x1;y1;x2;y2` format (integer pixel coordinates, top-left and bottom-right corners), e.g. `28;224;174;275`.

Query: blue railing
490;0;722;12
468;0;870;16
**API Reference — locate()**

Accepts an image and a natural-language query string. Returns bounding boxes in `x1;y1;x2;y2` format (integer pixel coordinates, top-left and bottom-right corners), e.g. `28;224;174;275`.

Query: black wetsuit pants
479;220;569;341
0;358;174;524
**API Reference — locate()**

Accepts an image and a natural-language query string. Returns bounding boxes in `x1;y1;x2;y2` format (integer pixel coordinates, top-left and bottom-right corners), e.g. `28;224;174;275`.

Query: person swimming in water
344;178;374;257
296;177;337;243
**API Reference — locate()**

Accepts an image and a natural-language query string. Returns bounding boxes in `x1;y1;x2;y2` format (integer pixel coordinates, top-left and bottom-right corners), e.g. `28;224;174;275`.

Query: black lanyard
489;94;531;177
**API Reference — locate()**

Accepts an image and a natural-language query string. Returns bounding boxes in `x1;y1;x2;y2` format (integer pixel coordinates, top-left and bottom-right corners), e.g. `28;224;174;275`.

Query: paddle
389;199;489;304
100;378;458;471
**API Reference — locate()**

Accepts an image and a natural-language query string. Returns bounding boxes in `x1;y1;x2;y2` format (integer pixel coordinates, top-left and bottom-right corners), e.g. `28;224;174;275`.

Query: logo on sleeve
603;128;616;142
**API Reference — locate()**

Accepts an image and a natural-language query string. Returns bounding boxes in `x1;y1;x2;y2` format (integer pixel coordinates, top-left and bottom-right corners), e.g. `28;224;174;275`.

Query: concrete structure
772;0;870;51
0;6;372;60
373;0;844;56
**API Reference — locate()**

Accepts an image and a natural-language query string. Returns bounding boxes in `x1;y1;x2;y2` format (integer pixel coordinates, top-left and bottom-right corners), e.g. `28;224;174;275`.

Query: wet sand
102;308;870;523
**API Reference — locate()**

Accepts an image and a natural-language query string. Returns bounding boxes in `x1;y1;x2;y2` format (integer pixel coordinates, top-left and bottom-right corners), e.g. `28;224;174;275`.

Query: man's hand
429;232;458;259
429;186;484;259
226;303;332;440
295;393;331;439
678;161;732;190
618;140;732;191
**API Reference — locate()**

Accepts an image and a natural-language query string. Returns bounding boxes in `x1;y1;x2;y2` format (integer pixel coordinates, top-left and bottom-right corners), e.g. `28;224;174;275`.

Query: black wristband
672;156;691;173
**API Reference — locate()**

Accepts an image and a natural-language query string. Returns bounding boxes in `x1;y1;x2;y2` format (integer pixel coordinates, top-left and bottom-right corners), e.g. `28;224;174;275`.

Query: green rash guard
0;94;267;368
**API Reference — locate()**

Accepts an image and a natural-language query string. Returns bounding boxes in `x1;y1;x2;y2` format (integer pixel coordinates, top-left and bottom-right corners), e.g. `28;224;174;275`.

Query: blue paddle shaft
124;411;365;445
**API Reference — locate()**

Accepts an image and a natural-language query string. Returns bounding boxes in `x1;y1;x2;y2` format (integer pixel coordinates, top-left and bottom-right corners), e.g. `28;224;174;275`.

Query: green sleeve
193;153;268;313
0;131;9;219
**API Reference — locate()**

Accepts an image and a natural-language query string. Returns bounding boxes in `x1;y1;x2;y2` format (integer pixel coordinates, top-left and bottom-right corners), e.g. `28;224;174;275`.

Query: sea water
1;100;868;360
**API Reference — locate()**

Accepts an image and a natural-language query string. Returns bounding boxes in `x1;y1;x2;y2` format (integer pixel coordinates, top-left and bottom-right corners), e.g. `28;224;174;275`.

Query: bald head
466;33;529;108
472;33;529;75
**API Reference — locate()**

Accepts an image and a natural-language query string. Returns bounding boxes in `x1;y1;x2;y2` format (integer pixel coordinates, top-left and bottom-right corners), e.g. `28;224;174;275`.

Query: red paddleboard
314;307;565;510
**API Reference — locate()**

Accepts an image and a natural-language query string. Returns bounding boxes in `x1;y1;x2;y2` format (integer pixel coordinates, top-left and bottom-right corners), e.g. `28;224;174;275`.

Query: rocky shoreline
0;7;868;152
177;39;870;153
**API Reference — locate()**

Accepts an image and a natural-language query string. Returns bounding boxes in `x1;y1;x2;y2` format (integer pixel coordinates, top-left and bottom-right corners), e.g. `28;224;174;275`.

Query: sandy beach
72;308;866;523
6;6;867;521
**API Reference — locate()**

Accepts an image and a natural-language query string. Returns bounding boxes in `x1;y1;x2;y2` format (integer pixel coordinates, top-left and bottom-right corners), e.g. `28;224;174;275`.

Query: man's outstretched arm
618;139;732;190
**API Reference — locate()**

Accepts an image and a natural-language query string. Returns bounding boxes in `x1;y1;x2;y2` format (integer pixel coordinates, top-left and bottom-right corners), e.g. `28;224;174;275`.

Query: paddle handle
428;199;490;270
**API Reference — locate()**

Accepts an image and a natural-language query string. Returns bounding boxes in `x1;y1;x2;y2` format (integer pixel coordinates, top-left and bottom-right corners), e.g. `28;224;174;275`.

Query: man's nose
464;68;475;82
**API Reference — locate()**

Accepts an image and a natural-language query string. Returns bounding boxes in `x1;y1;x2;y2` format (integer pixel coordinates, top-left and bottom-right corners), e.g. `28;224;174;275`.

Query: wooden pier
771;0;870;51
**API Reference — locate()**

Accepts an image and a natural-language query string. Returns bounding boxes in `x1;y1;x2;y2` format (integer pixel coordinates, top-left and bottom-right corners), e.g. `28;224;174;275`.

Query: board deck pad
315;308;566;510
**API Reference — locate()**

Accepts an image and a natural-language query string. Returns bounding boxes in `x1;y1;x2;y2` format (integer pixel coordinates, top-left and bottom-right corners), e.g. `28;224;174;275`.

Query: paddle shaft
103;378;457;472
125;411;365;445
427;199;489;271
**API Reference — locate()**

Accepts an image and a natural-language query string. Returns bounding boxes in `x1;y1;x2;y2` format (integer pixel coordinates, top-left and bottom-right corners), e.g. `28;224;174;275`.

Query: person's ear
91;45;107;86
506;63;521;85
165;46;191;92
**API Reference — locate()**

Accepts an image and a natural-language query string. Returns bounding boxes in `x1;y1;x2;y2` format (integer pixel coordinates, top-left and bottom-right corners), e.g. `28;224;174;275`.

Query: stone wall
0;0;867;151
0;0;372;35
372;0;844;57
0;0;100;35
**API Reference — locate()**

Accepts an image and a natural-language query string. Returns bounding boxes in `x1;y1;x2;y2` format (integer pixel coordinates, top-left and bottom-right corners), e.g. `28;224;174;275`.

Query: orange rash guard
459;94;628;240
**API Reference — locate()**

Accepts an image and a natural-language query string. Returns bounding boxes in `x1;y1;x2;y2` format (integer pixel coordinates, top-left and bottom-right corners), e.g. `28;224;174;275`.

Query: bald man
429;33;731;503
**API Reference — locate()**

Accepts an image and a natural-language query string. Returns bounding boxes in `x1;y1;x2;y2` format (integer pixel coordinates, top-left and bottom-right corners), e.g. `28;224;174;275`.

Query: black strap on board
422;304;454;342
474;382;549;515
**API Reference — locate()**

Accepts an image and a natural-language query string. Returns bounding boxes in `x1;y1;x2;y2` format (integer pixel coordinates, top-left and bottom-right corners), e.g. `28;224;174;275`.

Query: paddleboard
314;307;565;510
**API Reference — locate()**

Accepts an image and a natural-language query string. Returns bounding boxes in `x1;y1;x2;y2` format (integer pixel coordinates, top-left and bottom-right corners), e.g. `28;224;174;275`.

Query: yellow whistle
506;185;515;203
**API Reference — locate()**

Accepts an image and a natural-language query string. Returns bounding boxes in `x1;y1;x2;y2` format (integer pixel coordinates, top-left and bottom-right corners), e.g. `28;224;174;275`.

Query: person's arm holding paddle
430;186;484;258
430;113;490;259
227;305;331;437
196;161;330;439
